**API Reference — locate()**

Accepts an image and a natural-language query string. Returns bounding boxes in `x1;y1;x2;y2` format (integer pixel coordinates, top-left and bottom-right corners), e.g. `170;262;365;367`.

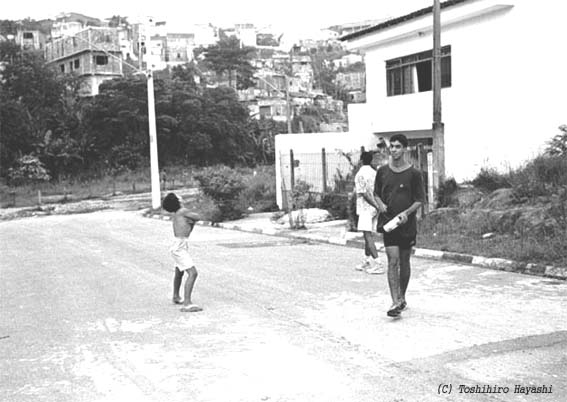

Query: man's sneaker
387;303;402;317
399;300;407;311
355;260;370;271
365;259;385;275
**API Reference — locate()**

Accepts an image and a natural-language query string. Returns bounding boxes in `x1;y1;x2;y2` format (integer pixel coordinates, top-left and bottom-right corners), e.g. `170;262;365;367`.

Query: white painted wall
345;0;567;181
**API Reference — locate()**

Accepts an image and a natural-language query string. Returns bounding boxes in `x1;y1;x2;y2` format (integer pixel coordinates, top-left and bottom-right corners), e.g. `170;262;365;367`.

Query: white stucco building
341;0;567;181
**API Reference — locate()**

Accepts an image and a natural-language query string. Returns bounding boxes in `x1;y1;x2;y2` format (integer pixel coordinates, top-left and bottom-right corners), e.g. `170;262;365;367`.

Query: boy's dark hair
162;192;181;213
389;133;408;148
360;151;373;165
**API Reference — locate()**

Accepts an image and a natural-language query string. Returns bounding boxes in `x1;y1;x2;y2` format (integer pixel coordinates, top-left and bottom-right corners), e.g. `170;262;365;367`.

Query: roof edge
339;0;471;42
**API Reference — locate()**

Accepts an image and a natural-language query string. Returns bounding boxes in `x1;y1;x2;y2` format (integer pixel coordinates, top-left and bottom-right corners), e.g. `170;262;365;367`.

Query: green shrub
471;167;511;193
7;155;51;186
239;168;278;212
436;177;458;207
194;165;247;221
320;192;349;219
546;124;567;156
291;180;312;210
510;155;567;199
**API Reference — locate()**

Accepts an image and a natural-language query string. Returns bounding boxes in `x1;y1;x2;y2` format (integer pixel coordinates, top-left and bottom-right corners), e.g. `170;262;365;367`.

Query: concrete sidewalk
145;210;567;280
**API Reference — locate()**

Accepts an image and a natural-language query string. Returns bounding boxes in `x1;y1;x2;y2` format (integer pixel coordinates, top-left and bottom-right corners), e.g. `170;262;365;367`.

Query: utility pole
432;0;445;204
141;17;161;210
146;69;161;209
285;76;292;133
285;49;293;133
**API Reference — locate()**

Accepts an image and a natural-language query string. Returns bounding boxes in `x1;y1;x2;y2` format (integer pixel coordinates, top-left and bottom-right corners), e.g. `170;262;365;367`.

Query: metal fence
279;144;433;211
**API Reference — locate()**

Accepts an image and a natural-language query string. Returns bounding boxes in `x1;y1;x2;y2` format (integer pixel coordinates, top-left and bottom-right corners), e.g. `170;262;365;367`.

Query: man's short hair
389;134;408;148
162;192;181;213
360;151;373;165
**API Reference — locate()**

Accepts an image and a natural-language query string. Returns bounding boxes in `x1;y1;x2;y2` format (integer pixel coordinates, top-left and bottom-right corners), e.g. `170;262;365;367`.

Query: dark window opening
74;59;80;69
94;55;108;65
23;32;34;39
386;45;451;96
259;105;271;117
69;61;73;70
60;64;65;73
415;60;432;92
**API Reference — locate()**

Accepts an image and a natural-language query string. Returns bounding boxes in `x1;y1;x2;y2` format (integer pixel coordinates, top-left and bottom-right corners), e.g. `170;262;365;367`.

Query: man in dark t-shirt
374;134;425;317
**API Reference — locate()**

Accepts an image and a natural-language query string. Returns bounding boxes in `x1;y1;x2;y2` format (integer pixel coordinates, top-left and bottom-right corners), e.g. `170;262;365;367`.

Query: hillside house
341;0;567;181
15;30;47;51
45;27;123;96
51;12;102;39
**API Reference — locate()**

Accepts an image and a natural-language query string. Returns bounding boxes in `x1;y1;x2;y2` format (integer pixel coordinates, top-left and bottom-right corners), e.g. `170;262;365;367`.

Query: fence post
321;147;328;193
289;149;295;191
427;152;434;213
37;190;42;205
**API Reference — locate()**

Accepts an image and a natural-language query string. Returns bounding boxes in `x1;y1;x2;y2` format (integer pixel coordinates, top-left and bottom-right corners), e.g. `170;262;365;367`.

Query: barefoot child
162;192;203;313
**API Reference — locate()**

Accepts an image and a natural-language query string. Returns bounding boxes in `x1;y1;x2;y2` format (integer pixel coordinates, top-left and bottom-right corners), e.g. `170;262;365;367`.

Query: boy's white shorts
357;210;378;232
170;238;195;271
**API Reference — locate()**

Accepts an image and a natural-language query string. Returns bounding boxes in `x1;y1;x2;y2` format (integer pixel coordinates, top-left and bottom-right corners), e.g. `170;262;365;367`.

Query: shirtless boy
162;192;203;313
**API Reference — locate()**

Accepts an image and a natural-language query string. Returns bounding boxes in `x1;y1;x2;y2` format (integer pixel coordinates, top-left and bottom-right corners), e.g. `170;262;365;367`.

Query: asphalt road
1;211;565;402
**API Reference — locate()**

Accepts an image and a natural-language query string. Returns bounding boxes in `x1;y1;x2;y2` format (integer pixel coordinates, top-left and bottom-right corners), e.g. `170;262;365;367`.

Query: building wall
16;30;46;50
166;34;194;64
45;28;121;62
345;0;567;181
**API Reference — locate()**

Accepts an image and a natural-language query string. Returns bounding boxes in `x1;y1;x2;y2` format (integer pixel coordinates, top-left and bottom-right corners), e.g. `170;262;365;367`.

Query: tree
546;125;567;156
0;42;82;179
80;77;149;174
107;15;129;28
247;117;287;164
201;36;257;90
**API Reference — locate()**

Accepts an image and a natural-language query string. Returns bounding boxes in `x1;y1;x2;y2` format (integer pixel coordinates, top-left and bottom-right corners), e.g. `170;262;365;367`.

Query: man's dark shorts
383;231;416;249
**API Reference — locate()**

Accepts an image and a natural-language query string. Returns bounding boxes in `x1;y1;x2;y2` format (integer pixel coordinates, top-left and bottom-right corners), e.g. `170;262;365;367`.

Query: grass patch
1;165;200;209
418;212;567;267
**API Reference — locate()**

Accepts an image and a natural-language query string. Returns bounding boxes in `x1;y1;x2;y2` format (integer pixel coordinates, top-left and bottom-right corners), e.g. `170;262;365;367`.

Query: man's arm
398;170;425;223
371;169;388;213
362;190;387;213
398;201;422;223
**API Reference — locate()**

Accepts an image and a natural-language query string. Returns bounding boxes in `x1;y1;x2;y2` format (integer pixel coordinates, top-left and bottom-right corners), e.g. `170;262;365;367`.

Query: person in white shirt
354;151;386;274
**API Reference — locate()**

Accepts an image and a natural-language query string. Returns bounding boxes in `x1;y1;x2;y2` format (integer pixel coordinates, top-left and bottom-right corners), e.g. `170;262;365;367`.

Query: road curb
143;211;566;280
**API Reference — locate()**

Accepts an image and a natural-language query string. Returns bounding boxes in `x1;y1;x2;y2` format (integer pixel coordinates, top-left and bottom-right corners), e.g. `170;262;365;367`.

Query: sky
4;0;433;36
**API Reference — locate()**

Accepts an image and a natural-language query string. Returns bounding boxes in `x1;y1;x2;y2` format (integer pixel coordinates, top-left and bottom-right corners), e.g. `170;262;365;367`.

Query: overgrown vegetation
422;126;567;267
193;166;247;221
470;168;511;193
436;177;458;208
0;40;285;184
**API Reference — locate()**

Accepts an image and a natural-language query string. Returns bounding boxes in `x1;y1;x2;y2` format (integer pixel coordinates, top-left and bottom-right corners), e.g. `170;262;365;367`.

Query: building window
259;105;271;118
60;64;65;73
386;45;451;96
74;59;80;69
23;32;34;39
94;55;108;65
69;61;73;70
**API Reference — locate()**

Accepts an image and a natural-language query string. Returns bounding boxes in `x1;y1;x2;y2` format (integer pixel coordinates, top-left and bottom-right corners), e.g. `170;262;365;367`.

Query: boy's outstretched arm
182;210;202;222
